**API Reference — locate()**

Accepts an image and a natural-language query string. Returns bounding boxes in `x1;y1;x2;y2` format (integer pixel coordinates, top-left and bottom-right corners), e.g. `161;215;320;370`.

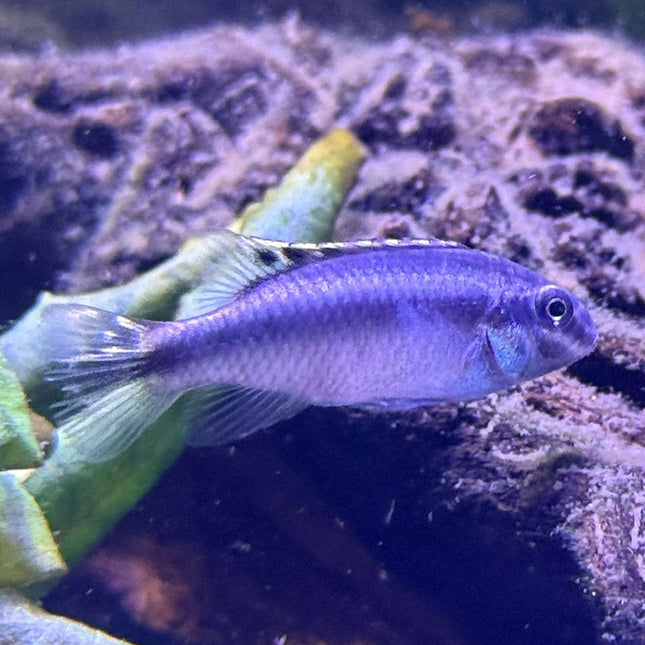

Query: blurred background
0;0;643;51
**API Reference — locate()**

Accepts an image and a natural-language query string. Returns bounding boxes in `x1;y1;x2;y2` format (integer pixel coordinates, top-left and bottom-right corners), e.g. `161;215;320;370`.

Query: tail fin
42;305;177;462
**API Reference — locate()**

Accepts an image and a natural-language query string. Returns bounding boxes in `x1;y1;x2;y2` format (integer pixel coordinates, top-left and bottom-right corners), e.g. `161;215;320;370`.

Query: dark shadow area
45;408;602;645
568;350;645;409
0;0;637;52
0;219;59;324
0;200;101;324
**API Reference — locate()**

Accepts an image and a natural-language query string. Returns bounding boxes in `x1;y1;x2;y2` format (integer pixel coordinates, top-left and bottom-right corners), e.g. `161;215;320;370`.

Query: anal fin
185;384;308;446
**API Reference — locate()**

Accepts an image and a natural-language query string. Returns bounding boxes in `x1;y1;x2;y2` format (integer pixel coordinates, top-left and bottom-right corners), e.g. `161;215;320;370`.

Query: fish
42;230;597;462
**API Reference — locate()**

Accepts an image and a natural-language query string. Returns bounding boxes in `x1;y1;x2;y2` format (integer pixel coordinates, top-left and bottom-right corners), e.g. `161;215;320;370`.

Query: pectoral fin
484;325;531;380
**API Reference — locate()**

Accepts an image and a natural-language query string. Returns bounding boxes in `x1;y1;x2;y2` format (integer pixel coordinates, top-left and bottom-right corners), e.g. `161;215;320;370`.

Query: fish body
43;232;597;461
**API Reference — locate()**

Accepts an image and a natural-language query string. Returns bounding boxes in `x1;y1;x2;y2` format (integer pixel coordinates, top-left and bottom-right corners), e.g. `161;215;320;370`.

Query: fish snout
572;304;598;357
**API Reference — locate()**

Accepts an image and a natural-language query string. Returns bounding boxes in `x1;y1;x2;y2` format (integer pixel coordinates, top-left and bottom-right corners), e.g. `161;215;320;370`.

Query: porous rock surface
2;20;644;645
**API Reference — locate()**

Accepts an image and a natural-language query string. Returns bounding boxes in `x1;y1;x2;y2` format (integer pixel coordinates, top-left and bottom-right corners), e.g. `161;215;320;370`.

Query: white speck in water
384;498;396;525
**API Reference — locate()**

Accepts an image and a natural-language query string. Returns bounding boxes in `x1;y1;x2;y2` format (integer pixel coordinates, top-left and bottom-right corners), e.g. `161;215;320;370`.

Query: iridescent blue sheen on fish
42;231;596;462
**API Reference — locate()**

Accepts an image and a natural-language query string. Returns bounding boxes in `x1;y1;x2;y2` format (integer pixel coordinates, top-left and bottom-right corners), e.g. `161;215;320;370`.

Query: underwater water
0;0;643;49
0;2;644;645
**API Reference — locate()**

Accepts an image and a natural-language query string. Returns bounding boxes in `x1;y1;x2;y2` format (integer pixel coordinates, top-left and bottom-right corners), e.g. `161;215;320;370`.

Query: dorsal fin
177;230;464;318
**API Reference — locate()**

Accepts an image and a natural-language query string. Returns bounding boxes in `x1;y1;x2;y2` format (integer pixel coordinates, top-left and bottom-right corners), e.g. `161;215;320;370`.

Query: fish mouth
573;308;598;356
583;323;598;352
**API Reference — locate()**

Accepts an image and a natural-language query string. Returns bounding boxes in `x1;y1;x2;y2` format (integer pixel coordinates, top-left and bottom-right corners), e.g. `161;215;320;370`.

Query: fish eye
535;285;574;328
547;297;566;319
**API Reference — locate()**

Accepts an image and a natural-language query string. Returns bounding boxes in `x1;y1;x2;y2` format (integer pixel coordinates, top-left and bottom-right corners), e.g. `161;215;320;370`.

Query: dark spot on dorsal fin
316;246;345;259
282;246;311;263
256;248;281;266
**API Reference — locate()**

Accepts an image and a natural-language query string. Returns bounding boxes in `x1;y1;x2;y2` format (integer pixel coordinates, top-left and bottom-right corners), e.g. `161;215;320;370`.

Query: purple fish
44;231;596;461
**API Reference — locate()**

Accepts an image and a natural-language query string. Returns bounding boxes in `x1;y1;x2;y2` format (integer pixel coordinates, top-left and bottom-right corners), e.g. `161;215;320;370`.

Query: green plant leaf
0;354;40;469
234;127;366;240
0;473;65;586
